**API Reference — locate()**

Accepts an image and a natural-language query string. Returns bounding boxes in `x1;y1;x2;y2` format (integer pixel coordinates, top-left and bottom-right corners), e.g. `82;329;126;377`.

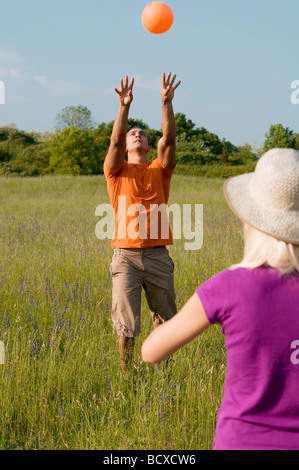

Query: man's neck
127;152;148;164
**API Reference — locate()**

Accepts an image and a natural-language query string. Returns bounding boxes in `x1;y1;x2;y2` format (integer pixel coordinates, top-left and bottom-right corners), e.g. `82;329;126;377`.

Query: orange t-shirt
104;158;174;248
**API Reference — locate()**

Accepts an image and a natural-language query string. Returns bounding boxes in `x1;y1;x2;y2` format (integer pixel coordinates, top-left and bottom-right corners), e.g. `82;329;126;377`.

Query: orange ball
142;2;174;35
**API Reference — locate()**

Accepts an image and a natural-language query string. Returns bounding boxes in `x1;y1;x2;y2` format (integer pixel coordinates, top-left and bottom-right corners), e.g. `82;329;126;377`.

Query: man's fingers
115;87;121;95
173;80;181;91
163;72;171;86
118;76;134;91
162;72;180;90
170;74;176;87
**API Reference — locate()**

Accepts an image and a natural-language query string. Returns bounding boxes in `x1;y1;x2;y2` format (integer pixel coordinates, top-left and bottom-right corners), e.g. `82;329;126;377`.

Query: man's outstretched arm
158;72;181;169
105;76;134;170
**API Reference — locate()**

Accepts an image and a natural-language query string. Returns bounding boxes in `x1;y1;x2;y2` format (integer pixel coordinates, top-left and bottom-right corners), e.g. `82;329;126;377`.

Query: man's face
126;128;150;153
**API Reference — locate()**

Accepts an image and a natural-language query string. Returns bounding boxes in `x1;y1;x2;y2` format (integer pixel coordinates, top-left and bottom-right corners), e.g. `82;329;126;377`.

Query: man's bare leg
118;336;135;379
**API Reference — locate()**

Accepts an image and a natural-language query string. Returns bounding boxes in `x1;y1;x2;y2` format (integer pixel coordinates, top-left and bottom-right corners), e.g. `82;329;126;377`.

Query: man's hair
230;224;299;274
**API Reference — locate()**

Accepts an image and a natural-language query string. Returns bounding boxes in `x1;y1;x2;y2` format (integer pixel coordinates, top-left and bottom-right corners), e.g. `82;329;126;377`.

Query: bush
0;127;50;176
49;127;101;175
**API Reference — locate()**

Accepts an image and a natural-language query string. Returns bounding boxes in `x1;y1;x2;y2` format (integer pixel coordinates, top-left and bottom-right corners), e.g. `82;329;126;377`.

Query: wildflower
32;338;38;356
106;376;112;398
57;404;65;422
62;305;68;315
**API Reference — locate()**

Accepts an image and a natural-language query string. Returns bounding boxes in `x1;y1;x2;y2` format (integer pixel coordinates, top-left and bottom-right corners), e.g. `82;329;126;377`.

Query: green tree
55;105;96;130
176;133;208;164
263;123;296;152
175;113;196;138
220;139;238;163
92;121;115;169
0;126;36;145
49;127;100;175
0;126;51;176
230;144;258;165
197;128;224;156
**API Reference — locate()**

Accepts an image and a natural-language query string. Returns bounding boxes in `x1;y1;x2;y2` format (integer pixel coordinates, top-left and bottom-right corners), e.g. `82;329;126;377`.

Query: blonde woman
142;148;299;450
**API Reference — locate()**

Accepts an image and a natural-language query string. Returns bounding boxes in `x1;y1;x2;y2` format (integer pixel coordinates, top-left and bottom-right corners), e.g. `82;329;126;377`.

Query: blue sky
0;0;298;147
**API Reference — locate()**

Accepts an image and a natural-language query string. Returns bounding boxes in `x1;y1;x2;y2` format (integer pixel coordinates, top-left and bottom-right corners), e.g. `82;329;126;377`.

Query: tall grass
0;174;243;450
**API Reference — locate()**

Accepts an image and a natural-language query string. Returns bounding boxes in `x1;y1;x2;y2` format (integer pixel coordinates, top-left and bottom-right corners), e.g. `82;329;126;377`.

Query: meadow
0;174;243;450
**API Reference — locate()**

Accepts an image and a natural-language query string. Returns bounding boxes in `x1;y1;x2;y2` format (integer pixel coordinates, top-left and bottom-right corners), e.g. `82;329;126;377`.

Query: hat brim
223;174;299;245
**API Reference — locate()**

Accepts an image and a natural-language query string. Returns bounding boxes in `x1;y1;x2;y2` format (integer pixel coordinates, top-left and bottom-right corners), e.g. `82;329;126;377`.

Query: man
104;72;181;378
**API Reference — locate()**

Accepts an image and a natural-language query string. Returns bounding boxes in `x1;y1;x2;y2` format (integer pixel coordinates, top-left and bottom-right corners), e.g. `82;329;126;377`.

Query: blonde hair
230;224;299;274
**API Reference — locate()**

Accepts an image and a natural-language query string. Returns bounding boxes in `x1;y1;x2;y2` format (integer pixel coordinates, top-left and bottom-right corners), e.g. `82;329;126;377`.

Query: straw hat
223;148;299;245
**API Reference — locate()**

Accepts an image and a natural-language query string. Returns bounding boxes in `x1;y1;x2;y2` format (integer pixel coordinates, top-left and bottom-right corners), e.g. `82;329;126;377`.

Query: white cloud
34;75;48;85
48;79;81;96
9;68;28;82
0;47;28;84
34;75;82;96
0;47;84;98
0;46;25;65
133;74;161;91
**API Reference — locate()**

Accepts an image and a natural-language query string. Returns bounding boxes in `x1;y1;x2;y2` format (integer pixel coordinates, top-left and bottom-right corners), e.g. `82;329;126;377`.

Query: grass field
0;174;243;450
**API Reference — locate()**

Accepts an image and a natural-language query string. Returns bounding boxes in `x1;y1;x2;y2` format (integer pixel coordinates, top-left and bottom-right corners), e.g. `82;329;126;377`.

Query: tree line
0;105;298;177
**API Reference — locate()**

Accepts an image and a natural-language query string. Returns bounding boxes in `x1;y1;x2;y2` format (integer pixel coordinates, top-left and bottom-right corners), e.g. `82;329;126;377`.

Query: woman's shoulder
205;266;299;289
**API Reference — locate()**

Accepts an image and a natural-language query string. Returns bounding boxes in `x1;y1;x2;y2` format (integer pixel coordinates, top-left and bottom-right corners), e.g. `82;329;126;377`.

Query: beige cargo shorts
109;246;177;337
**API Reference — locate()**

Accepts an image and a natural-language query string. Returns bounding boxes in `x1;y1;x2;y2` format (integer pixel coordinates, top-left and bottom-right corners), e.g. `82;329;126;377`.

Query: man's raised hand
115;76;134;107
161;72;181;104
